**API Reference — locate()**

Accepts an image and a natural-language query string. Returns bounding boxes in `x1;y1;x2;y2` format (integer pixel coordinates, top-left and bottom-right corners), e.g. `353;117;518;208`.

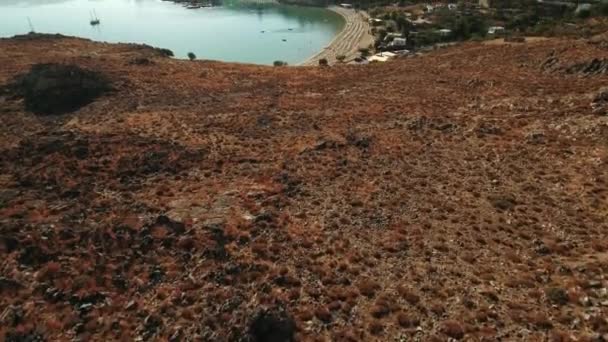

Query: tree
157;48;174;57
576;8;591;19
395;15;412;35
358;48;371;57
598;2;608;16
451;14;488;41
318;58;329;67
336;55;346;63
187;52;196;61
273;60;288;67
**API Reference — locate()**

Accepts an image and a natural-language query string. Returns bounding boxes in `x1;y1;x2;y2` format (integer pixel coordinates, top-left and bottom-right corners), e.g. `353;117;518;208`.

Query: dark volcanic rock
565;58;608;76
545;287;569;306
150;215;186;235
0;277;24;293
593;86;608;115
543;54;608;76
17;245;53;266
249;308;296;342
9;63;111;115
4;330;45;342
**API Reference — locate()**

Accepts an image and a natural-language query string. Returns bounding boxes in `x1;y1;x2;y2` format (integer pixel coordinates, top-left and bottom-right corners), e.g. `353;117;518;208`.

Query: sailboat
90;10;100;26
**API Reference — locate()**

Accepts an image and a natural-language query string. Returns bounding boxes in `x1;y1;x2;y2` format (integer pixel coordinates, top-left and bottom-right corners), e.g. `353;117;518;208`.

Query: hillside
0;34;607;341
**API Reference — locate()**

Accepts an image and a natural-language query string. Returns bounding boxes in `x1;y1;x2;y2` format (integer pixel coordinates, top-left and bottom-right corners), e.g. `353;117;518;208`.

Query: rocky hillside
0;34;607;341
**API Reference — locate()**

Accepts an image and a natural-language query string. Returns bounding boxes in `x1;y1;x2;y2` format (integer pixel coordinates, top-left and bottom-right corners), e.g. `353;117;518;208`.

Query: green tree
452;15;488;40
358;48;370;57
452;18;471;40
187;52;196;61
597;2;608;16
577;8;591;18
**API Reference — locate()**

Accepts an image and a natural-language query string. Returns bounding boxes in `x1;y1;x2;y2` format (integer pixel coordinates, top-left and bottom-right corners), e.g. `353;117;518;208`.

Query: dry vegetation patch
0;35;607;341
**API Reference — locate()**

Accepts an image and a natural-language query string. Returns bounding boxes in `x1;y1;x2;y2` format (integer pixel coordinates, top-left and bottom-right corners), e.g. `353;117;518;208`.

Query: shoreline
299;6;374;66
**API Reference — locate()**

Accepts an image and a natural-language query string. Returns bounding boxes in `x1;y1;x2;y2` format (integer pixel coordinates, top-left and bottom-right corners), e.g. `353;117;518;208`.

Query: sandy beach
300;6;374;66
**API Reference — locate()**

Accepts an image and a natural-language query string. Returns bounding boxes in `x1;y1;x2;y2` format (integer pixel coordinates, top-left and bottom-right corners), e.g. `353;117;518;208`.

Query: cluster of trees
497;1;608;34
365;0;608;52
346;0;402;10
581;2;608;18
382;11;414;34
434;9;488;40
373;7;491;49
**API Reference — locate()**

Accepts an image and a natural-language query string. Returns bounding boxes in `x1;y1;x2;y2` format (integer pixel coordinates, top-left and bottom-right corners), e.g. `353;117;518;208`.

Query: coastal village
304;0;608;65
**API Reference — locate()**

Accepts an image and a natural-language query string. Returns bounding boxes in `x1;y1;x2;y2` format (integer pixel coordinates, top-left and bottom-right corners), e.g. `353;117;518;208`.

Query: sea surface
0;0;344;65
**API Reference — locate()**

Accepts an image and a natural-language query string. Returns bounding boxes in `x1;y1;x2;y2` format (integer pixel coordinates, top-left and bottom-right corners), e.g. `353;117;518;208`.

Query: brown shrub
440;320;465;339
368;321;384;335
314;306;332;323
397;286;421;305
370;304;390;318
396;312;420;328
357;279;380;298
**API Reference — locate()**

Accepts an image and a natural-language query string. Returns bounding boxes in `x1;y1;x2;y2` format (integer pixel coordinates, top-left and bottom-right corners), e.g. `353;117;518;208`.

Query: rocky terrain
0;33;607;341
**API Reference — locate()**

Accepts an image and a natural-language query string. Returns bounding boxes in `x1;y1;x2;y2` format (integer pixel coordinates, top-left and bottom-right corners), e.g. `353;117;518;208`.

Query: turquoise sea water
0;0;344;65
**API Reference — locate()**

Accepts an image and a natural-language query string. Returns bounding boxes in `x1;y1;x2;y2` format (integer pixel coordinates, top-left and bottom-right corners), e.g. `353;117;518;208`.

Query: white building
409;17;432;25
438;29;452;36
384;32;403;41
390;37;408;47
368;52;397;63
488;26;505;35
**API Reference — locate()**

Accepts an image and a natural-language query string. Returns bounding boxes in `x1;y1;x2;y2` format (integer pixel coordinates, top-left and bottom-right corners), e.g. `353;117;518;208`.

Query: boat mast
27;17;35;33
90;9;100;26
